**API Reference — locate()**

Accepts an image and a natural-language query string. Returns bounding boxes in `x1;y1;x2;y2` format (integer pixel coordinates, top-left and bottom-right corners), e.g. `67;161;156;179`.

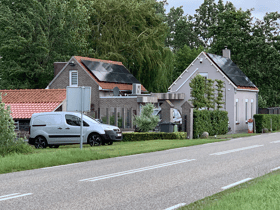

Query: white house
168;48;259;133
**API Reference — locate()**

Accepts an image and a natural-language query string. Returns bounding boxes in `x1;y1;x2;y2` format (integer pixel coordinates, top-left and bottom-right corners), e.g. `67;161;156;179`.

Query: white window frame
245;99;248;122
251;99;254;118
69;70;78;87
236;99;239;123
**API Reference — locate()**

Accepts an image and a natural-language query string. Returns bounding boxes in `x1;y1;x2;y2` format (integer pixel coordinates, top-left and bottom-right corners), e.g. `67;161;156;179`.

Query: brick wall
99;97;138;130
49;59;100;114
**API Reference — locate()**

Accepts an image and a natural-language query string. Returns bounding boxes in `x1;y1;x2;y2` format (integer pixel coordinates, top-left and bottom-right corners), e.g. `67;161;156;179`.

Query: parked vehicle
152;108;182;124
29;112;122;149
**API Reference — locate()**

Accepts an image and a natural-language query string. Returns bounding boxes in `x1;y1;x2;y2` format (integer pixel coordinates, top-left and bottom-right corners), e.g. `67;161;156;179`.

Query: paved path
0;133;280;210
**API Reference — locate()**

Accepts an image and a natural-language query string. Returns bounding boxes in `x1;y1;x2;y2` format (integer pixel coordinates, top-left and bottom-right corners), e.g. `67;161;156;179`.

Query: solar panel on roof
207;53;256;87
81;59;141;84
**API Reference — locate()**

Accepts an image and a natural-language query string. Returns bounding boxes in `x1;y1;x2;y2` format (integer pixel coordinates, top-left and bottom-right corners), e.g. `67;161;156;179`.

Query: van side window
65;115;89;126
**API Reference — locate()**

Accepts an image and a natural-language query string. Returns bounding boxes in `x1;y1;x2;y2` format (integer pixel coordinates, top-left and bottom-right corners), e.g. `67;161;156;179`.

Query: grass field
181;170;280;210
0;132;259;175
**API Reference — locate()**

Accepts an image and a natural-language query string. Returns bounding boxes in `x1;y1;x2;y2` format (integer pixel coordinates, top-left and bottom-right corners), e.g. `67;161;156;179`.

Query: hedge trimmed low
122;132;187;142
193;110;228;138
254;114;280;133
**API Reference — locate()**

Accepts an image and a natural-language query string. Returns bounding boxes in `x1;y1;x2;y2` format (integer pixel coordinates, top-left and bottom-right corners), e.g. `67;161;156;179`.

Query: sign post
66;86;91;150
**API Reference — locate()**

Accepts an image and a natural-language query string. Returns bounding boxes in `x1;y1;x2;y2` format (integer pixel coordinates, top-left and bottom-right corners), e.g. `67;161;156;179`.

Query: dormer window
69;70;78;86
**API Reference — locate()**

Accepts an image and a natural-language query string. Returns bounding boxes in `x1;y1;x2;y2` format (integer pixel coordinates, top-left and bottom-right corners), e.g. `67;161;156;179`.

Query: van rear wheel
88;133;102;146
34;136;47;149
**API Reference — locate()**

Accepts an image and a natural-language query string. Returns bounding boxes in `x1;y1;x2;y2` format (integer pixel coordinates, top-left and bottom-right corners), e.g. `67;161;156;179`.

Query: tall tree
87;0;173;92
173;45;204;81
0;0;89;89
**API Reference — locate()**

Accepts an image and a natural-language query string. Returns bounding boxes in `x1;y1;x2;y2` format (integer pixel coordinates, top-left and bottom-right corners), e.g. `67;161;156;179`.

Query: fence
258;107;280;115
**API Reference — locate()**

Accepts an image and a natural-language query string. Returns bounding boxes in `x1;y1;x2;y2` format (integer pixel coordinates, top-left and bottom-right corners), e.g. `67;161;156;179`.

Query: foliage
189;74;207;109
258;95;267;108
215;79;225;110
0;0;90;89
134;103;160;132
193;110;228;138
254;114;280;133
0;93;33;156
205;79;215;110
173;45;204;81
122;132;187;142
87;0;173;92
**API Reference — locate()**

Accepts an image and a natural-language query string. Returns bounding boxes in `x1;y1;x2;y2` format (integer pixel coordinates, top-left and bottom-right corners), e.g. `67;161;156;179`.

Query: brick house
46;56;160;130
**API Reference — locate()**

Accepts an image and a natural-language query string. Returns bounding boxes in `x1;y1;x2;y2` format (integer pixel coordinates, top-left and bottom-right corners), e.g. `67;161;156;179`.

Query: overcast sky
164;0;280;20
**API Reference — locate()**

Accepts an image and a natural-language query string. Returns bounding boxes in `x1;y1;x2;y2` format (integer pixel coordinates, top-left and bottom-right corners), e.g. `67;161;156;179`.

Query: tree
189;74;207;109
173;45;204;81
87;0;173;92
214;79;225;110
134;103;160;132
205;79;215;110
0;0;90;89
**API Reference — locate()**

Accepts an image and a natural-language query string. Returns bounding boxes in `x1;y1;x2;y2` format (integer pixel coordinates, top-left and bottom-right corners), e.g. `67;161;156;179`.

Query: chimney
54;62;67;77
222;47;231;59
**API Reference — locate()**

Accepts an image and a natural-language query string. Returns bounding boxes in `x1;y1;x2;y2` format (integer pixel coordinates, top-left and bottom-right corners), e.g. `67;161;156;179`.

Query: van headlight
113;129;121;132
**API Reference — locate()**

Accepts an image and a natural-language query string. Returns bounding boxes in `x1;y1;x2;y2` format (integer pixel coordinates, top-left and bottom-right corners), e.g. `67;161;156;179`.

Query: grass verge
180;170;280;210
0;132;261;174
0;138;227;174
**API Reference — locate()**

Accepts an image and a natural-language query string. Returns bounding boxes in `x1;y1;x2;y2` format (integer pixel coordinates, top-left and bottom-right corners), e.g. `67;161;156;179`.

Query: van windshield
83;115;100;124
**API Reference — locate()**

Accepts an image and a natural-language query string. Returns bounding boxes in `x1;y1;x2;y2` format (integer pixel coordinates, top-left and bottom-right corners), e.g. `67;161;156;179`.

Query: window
236;99;239;123
65;115;89;126
245;99;248;122
199;73;208;82
69;70;78;86
251;99;254;118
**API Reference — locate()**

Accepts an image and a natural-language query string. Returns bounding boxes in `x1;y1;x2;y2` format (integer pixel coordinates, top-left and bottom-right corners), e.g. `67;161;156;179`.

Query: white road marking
116;154;144;158
0;193;32;201
210;145;264;156
79;159;196;182
230;138;243;141
222;178;252;190
164;203;186;210
0;193;20;199
41;162;81;169
271;166;280;171
270;140;280;143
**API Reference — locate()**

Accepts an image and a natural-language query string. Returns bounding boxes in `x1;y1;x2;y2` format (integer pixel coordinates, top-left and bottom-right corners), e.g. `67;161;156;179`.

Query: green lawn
0;132;259;175
0;138;228;174
181;170;280;210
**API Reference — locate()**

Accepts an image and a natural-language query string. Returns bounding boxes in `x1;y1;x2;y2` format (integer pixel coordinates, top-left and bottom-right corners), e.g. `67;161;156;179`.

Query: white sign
66;86;91;112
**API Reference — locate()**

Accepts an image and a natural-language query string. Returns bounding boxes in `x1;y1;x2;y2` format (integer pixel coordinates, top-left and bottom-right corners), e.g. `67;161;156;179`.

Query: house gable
169;51;237;93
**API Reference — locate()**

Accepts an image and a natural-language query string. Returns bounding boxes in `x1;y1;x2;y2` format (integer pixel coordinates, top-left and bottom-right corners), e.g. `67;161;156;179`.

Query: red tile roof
237;86;259;91
5;103;61;119
1;89;66;103
74;56;147;92
1;89;66;119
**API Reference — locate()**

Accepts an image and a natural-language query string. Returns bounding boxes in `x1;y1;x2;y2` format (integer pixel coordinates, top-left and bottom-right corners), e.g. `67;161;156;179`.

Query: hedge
122;132;187;142
254;114;280;133
193;110;228;138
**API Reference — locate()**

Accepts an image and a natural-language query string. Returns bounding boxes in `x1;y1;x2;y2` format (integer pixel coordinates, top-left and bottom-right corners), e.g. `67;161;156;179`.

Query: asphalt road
1;133;280;210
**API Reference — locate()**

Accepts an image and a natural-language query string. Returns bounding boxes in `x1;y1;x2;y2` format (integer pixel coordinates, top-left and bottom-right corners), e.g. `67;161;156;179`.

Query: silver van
29;112;122;148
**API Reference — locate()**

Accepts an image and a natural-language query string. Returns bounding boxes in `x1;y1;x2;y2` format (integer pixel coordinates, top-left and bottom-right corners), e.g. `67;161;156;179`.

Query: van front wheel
34;136;47;149
88;133;102;146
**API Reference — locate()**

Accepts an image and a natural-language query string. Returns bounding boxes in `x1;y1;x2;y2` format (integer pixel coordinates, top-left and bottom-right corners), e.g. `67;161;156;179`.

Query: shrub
254;114;280;133
122;132;187;142
193;110;228;138
0;93;34;156
134;103;160;132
